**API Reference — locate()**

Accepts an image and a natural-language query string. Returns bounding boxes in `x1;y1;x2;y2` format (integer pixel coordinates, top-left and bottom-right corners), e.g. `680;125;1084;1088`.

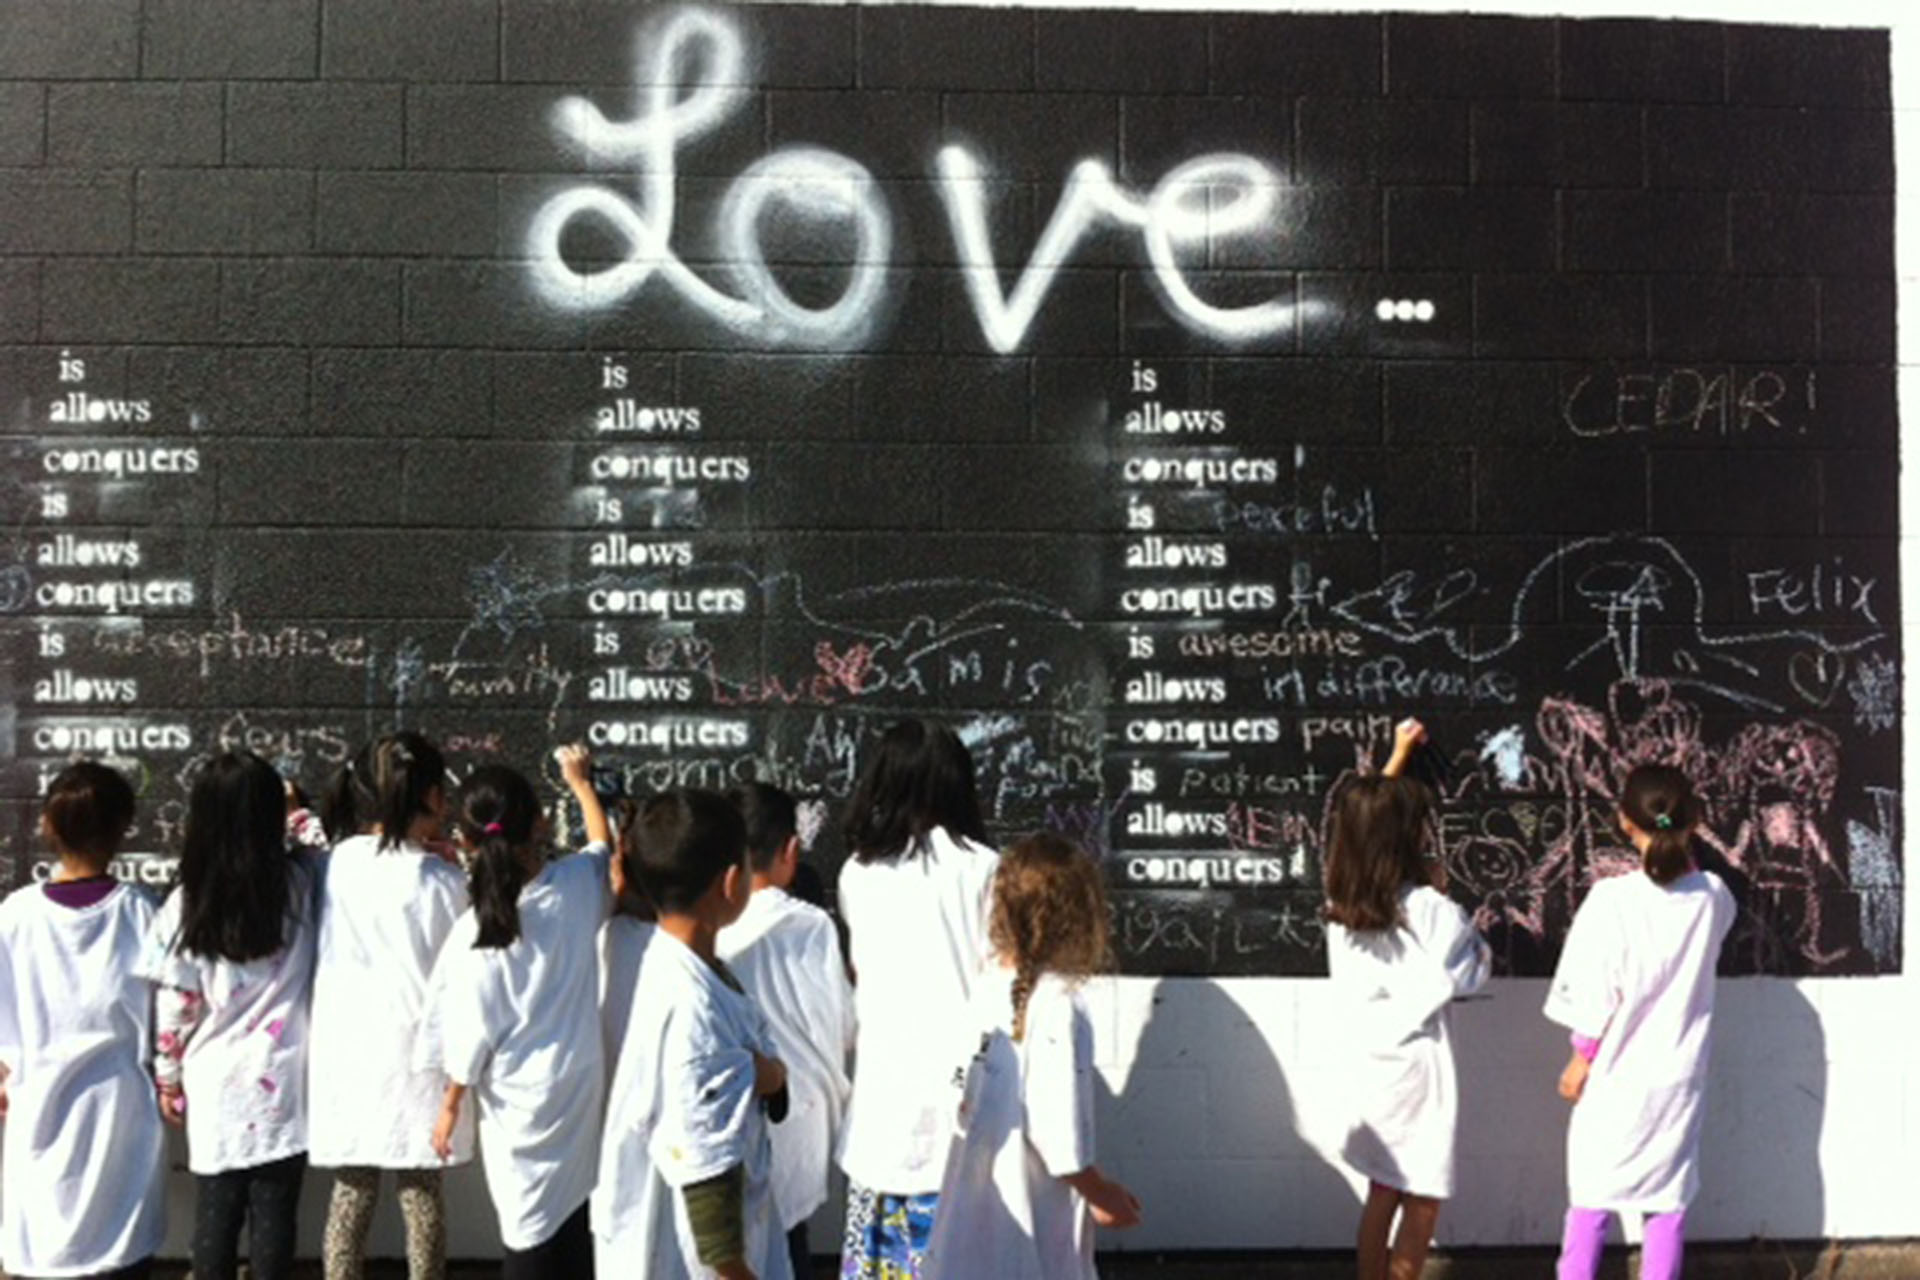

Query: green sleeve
681;1165;746;1267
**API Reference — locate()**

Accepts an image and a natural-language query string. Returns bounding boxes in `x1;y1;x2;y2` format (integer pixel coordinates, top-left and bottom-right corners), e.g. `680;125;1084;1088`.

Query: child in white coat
1324;719;1490;1280
837;720;1000;1278
593;788;792;1280
140;751;323;1280
311;732;469;1280
598;801;656;1081
717;783;855;1278
923;834;1140;1280
424;747;612;1279
0;762;166;1280
1547;763;1734;1280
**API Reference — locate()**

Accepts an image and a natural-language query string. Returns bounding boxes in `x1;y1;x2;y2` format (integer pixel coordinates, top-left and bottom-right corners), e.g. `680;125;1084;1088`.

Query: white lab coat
591;930;792;1280
309;834;472;1168
599;914;657;1081
718;886;855;1230
0;883;167;1277
923;971;1100;1280
1326;883;1490;1199
1545;868;1734;1212
139;854;321;1175
837;826;999;1194
420;846;611;1250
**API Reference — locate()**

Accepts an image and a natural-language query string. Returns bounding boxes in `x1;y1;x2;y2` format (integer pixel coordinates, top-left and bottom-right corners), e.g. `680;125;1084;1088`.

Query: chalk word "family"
527;8;1296;353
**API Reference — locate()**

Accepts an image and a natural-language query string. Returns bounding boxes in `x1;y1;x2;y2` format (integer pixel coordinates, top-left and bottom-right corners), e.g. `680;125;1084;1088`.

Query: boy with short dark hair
592;789;792;1280
719;783;855;1278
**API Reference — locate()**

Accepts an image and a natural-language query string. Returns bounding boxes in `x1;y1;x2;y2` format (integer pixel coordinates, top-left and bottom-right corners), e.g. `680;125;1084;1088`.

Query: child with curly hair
923;833;1140;1280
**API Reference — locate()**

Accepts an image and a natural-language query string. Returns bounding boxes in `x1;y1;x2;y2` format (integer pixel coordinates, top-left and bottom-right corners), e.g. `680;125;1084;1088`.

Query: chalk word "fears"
527;7;1296;353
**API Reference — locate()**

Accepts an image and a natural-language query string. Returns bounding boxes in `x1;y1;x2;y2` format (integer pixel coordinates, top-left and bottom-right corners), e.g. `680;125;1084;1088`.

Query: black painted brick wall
0;3;1899;977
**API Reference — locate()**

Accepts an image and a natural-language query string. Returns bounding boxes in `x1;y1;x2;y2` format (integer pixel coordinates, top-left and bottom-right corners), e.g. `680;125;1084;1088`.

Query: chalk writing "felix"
527;7;1295;353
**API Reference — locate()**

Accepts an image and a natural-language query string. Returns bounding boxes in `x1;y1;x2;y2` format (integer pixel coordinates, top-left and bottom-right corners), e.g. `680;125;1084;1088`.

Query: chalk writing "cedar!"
527;7;1297;353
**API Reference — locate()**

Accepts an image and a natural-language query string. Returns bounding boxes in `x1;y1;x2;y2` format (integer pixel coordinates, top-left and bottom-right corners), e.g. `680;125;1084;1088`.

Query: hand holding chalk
1384;717;1427;778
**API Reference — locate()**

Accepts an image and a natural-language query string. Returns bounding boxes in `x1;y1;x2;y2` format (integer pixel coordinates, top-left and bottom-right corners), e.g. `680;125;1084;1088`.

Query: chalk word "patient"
527;7;1296;353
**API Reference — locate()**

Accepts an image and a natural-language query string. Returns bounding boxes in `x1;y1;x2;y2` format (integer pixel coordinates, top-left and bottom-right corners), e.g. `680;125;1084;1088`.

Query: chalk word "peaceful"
527;7;1295;353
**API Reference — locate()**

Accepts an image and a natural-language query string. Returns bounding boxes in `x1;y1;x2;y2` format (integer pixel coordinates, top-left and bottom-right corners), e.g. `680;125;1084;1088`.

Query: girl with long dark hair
140;751;322;1280
836;719;999;1279
1323;719;1490;1280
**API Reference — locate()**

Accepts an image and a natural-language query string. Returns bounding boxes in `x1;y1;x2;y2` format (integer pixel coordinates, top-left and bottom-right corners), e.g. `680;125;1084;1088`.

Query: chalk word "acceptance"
527;7;1297;353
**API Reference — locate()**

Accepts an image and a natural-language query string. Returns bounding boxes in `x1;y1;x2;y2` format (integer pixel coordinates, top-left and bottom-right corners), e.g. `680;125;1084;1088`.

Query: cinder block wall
0;0;1909;1257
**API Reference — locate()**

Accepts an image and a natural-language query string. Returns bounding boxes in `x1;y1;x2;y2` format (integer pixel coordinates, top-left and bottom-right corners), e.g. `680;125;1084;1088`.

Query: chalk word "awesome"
527;8;1296;353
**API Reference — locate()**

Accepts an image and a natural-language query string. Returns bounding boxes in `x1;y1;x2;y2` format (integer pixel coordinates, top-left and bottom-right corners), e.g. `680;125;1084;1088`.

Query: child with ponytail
1323;718;1490;1280
309;732;467;1280
1547;764;1734;1280
923;834;1140;1280
422;746;612;1279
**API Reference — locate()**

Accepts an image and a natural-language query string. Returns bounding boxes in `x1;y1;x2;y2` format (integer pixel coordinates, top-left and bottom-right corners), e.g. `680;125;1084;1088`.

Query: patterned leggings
321;1166;446;1280
193;1153;306;1280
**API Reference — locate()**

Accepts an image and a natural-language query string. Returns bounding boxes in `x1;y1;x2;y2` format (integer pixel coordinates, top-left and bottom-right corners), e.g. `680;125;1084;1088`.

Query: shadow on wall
1694;981;1826;1246
1096;978;1358;1252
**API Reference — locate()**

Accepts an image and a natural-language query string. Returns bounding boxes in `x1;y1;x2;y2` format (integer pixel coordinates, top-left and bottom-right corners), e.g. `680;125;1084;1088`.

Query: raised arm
557;744;611;849
1382;717;1426;779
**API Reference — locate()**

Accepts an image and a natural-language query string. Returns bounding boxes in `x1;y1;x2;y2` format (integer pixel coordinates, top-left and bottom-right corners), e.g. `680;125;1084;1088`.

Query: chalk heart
1429;568;1478;616
814;640;875;695
795;799;829;852
1789;651;1847;708
1608;678;1675;728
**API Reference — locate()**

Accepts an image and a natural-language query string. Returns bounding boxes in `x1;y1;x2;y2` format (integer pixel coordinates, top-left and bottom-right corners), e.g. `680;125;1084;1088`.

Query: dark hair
454;765;541;949
630;789;747;916
42;760;137;863
842;719;988;863
1323;775;1435;932
991;833;1112;1041
321;740;377;842
177;752;294;963
609;797;656;920
728;782;798;874
323;732;447;850
1620;763;1700;886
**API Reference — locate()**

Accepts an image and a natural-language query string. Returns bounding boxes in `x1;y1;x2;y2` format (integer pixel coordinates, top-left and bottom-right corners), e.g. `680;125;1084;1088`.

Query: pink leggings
1557;1207;1684;1280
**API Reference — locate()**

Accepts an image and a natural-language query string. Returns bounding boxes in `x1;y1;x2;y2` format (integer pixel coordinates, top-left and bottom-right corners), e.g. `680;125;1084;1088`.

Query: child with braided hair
922;834;1140;1280
1547;763;1734;1280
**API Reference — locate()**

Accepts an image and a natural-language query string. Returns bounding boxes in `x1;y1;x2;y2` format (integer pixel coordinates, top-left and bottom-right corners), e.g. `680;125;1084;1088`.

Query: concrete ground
104;1239;1920;1277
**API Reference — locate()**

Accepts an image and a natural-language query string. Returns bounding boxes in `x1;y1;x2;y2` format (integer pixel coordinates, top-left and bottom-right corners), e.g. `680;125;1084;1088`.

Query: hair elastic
483;822;504;836
1653;813;1673;830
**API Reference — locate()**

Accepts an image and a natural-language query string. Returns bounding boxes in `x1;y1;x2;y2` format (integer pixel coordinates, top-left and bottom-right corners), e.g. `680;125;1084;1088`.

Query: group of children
0;712;1735;1280
1324;720;1732;1280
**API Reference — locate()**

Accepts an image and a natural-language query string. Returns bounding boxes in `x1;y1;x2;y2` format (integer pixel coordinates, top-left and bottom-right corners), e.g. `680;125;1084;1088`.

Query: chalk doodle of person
1700;720;1856;973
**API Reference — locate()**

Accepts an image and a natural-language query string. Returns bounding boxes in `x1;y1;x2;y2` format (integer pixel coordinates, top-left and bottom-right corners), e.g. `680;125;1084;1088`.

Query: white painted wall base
107;972;1910;1260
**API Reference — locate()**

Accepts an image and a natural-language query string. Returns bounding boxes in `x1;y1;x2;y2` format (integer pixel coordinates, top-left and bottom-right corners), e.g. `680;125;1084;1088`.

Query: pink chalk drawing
1421;678;1874;975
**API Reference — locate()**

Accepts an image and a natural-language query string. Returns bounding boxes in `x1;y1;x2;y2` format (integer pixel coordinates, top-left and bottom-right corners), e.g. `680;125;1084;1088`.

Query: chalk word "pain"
527;7;1295;353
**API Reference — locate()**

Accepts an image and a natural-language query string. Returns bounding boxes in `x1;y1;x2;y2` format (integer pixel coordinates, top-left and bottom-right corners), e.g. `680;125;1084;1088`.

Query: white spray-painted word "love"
526;7;1297;353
